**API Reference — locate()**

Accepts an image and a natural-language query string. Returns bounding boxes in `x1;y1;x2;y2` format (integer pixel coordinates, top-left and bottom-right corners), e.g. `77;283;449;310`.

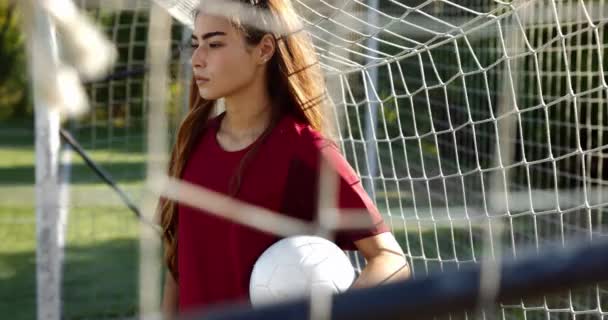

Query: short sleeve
320;143;390;250
280;133;390;251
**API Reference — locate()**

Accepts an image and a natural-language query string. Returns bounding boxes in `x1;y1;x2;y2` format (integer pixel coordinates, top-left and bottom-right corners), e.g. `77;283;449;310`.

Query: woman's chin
198;88;220;101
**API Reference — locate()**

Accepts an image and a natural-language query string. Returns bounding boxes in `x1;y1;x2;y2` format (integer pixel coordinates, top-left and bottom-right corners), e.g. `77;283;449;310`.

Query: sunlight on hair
155;0;303;36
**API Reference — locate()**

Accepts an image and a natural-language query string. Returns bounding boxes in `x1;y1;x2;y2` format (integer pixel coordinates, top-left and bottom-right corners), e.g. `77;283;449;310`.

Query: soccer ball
249;235;356;306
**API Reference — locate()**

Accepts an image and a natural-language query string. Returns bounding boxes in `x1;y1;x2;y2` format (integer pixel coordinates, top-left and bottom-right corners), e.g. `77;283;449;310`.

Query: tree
0;0;29;120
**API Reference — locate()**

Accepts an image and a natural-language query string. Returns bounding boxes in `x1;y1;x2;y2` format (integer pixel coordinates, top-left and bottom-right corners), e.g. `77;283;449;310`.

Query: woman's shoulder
278;114;359;183
278;114;336;154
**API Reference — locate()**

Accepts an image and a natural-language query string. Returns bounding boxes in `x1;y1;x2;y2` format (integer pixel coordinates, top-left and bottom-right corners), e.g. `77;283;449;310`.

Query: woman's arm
350;232;411;289
162;270;179;320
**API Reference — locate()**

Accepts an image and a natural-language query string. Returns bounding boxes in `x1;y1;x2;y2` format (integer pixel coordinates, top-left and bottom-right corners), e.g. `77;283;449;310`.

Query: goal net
10;0;608;319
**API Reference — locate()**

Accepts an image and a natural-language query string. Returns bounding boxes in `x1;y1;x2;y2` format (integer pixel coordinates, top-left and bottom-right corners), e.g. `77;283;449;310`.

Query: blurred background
1;0;607;319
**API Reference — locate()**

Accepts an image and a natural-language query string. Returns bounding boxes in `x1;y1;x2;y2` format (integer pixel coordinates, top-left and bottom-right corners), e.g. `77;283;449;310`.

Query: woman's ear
257;34;276;64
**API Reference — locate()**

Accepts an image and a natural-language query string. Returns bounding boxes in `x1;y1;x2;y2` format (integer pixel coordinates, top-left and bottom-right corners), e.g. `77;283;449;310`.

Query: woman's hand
350;232;411;289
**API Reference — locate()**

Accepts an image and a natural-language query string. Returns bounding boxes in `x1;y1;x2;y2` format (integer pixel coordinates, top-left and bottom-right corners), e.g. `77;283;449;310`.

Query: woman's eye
208;43;223;48
190;43;198;49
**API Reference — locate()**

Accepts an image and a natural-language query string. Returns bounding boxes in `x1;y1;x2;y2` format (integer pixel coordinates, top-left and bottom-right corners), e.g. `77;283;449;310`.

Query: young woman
159;0;410;317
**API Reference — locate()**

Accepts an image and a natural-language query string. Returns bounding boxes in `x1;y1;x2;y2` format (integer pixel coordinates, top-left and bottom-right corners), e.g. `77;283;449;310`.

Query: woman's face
190;13;260;100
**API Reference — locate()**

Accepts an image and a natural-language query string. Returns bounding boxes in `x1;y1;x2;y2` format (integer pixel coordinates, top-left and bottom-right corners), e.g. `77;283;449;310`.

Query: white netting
59;1;184;318
9;0;608;319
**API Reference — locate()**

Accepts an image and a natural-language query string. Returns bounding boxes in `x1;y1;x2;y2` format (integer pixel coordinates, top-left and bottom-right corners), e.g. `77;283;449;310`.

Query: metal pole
20;0;64;318
364;0;380;196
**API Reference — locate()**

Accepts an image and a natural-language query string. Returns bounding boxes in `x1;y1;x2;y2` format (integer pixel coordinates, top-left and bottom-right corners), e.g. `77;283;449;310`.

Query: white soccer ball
249;235;356;306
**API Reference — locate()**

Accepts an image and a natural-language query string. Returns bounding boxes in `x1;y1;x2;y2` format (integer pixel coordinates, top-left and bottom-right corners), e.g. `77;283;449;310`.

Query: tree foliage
0;0;29;120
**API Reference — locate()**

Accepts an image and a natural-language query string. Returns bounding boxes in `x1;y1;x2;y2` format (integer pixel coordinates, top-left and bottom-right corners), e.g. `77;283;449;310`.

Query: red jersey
177;112;389;314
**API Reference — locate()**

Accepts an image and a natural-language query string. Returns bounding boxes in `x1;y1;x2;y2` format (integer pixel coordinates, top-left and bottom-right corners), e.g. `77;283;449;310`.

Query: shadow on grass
0;162;146;185
0;238;139;320
0;120;147;150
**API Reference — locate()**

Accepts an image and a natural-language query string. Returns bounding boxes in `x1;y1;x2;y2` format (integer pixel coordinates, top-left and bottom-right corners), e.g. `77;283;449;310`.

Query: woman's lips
195;76;209;83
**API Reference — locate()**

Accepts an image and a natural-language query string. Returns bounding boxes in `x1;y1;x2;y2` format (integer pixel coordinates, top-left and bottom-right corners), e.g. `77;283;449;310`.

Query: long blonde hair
159;0;331;279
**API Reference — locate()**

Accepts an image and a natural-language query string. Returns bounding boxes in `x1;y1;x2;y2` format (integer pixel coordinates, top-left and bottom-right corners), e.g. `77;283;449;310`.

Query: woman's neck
220;86;273;143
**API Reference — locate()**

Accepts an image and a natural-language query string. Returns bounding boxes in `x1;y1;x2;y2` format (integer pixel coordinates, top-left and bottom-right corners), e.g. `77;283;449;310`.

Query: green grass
0;120;143;319
0;207;140;320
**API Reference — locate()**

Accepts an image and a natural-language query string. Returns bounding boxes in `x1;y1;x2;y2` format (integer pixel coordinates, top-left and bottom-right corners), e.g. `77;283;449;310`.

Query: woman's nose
191;47;206;68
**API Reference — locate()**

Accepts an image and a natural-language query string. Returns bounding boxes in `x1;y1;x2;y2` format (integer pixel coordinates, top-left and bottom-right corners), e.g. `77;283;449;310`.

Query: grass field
0;120;143;319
